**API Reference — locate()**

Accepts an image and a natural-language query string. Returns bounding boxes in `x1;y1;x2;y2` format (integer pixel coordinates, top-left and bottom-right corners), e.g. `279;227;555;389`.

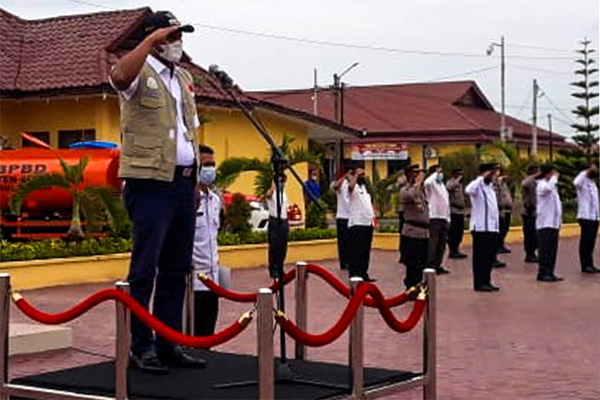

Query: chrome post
257;288;274;400
423;269;437;400
184;273;195;335
295;261;308;361
115;281;130;400
349;276;364;399
0;274;10;400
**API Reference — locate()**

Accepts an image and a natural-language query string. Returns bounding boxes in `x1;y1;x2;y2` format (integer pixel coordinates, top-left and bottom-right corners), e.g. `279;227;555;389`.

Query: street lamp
333;62;359;172
487;36;506;141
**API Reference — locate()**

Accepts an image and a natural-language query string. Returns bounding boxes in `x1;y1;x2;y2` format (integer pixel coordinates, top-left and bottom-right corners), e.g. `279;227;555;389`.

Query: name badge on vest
146;77;159;90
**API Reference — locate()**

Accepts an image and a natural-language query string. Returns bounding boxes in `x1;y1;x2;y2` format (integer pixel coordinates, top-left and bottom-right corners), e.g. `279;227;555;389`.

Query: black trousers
398;212;405;262
448;213;465;254
348;225;374;279
499;212;511;248
578;219;599;270
537;228;559;278
522;215;538;258
428;219;449;269
268;217;289;279
402;235;429;289
123;175;195;355
336;218;350;270
472;231;498;288
194;291;219;336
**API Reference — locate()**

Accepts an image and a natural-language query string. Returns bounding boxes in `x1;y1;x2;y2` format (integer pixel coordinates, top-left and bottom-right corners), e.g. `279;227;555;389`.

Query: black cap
404;164;423;174
451;168;463;175
479;163;498;173
428;164;441;174
539;163;555;177
527;165;540;174
144;11;194;36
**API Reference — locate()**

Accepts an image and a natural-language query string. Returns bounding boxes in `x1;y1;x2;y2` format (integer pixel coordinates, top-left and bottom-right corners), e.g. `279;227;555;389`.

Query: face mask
311;175;318;181
588;170;599;179
357;176;367;185
436;172;444;182
157;40;183;63
199;166;216;185
484;177;493;184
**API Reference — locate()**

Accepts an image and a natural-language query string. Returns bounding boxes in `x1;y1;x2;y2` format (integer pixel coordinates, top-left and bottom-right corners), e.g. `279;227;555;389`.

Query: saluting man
535;164;563;282
446;168;467;259
110;11;204;373
266;174;289;279
192;145;221;336
465;163;501;292
400;165;429;289
424;165;451;274
521;165;540;263
574;163;600;274
331;161;354;271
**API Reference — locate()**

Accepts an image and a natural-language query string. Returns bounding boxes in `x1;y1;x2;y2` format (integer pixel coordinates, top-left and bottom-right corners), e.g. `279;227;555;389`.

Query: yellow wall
0;96;120;147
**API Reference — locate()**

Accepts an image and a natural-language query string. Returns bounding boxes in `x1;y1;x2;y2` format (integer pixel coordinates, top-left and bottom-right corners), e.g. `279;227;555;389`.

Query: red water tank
0;148;121;213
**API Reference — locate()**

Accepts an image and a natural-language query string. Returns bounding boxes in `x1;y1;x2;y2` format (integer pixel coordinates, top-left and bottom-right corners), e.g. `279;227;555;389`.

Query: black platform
13;351;420;399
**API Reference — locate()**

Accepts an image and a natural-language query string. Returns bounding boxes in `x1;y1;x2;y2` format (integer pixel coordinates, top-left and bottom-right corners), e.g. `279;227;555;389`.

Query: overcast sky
3;0;599;137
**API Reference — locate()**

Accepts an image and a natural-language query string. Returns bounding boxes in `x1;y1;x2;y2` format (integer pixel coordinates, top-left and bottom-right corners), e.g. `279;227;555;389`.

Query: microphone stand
209;69;345;391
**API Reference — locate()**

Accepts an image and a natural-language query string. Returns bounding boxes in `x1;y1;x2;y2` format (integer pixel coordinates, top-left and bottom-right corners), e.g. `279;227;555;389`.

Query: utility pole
312;68;318;116
487;36;506;141
532;79;539;157
548;114;553;162
332;62;359;172
333;73;341;123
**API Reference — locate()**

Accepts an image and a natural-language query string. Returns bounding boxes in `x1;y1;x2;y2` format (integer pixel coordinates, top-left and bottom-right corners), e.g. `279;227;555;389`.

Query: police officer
495;168;513;255
192;145;221;336
266;174;289;279
400;165;429;288
446;168;467;259
424;165;451;274
465;163;500;292
536;164;563;282
331;161;354;271
396;173;408;263
574;163;600;274
521;165;540;263
110;11;204;373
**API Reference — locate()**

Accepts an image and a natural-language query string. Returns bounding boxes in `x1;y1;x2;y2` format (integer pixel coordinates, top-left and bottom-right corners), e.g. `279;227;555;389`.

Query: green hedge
0;228;337;262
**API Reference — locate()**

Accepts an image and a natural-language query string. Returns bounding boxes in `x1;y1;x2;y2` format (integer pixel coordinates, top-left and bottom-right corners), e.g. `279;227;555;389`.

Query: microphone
208;64;234;88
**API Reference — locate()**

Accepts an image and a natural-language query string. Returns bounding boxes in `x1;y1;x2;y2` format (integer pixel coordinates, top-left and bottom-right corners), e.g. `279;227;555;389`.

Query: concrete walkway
8;237;600;399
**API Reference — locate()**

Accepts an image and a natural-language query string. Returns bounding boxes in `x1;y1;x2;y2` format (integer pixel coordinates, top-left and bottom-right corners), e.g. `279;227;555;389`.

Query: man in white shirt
266;174;289;279
110;11;203;372
192;145;221;336
574;163;600;274
535;164;563;282
347;163;376;282
331;161;355;271
465;163;501;292
424;165;451;274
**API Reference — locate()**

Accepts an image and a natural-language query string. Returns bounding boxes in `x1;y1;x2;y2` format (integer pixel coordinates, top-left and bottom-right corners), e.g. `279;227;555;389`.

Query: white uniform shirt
536;176;562;230
110;55;199;166
424;174;451;222
574;171;599;221
348;183;374;227
331;179;351;219
266;188;288;219
192;190;221;291
465;176;499;232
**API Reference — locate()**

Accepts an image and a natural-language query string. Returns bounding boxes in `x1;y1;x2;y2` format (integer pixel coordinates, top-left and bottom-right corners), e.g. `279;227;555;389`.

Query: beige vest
118;63;199;182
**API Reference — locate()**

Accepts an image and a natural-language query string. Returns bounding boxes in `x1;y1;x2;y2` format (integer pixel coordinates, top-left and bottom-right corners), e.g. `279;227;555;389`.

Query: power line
507;42;574;53
425;66;498;82
510;64;572;75
510;88;533;119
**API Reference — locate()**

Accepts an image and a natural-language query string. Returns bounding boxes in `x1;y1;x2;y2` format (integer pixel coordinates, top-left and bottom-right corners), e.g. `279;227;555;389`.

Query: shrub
224;193;252;236
305;201;328;229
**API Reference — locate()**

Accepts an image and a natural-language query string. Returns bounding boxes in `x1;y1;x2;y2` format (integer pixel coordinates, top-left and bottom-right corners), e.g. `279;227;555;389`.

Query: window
22;131;50;148
58;129;96;149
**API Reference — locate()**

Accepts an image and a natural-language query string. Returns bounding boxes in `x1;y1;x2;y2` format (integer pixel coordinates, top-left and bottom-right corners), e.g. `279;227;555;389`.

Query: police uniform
347;181;375;280
521;173;538;262
574;170;599;273
494;179;513;253
536;173;562;281
266;187;289;279
401;181;429;288
446;172;466;258
465;166;500;291
192;189;221;336
424;171;451;273
331;178;351;270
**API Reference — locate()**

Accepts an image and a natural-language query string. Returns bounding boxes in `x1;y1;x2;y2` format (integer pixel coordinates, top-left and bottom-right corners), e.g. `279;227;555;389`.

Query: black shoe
130;350;169;374
582;266;600;274
524;255;538;263
363;276;377;283
492;261;507;268
436;266;450;275
474;284;495;292
488;284;500;291
537;275;563;282
498;246;511;254
158;345;206;368
552;275;564;281
449;252;467;259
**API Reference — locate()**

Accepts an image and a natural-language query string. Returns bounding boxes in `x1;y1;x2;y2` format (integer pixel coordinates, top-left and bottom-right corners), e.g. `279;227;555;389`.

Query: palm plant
215;133;321;197
10;157;125;240
371;166;400;219
481;141;534;199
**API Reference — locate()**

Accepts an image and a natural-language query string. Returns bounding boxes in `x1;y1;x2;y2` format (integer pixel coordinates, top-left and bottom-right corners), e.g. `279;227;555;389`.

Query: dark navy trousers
123;174;196;355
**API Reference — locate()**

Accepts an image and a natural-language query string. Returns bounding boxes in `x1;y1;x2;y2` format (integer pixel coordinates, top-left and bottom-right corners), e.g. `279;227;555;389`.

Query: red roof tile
250;81;567;146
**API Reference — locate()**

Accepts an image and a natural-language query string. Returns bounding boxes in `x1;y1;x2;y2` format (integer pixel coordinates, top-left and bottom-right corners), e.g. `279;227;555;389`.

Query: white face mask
157;40;183;63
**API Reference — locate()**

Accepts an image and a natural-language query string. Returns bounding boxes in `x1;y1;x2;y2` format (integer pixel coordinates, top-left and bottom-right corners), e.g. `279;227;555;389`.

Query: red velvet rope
12;290;252;349
199;269;297;303
275;282;427;346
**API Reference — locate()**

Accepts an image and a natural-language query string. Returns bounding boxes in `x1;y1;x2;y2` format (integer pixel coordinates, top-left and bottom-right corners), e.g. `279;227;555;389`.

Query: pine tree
571;39;599;162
